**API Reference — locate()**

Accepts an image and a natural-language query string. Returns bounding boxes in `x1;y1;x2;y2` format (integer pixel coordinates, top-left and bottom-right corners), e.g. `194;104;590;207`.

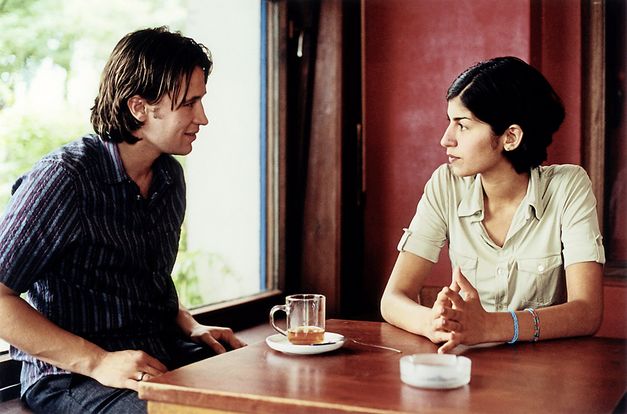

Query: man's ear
502;124;523;152
127;95;147;122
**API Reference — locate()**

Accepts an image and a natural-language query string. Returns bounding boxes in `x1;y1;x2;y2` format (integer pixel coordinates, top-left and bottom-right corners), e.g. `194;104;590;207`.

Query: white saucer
265;332;345;355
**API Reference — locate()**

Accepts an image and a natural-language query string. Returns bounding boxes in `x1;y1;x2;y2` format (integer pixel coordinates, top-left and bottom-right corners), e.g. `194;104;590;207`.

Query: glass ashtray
399;353;471;389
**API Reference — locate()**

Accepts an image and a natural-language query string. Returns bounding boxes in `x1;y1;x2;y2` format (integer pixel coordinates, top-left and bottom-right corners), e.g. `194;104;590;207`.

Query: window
582;0;626;278
173;0;269;307
603;0;626;276
0;0;284;354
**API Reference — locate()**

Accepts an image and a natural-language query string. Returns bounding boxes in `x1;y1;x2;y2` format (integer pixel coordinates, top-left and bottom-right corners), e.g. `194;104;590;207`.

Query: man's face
139;66;208;156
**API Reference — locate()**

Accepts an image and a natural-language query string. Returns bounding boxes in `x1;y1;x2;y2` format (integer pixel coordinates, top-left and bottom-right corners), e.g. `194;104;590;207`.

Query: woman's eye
458;123;467;131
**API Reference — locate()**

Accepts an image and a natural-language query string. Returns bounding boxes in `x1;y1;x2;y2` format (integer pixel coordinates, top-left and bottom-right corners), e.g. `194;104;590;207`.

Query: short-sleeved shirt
0;134;185;394
398;163;605;312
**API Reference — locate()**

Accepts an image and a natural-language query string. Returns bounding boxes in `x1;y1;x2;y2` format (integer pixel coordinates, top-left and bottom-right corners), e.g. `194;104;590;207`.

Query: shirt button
497;268;505;276
136;195;142;201
537;264;545;272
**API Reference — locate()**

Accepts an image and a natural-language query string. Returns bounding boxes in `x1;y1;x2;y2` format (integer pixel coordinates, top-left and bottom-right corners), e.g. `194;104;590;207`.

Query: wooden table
139;319;627;413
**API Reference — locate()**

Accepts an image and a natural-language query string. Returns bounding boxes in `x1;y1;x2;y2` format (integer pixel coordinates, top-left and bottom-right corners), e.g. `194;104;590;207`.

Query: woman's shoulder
537;164;593;201
538;164;591;186
539;163;588;176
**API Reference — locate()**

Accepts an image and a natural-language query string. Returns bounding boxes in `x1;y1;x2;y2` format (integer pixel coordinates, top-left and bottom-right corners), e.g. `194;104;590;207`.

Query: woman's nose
440;125;457;148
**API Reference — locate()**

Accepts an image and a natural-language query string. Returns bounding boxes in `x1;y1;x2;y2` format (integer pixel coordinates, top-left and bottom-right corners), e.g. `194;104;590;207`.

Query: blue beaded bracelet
507;310;519;344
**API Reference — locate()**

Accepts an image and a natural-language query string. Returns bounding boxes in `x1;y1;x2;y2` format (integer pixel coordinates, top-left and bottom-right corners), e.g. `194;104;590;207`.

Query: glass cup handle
269;304;287;336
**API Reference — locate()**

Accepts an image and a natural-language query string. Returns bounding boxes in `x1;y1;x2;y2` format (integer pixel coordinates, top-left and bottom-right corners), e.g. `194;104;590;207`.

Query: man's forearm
0;284;105;376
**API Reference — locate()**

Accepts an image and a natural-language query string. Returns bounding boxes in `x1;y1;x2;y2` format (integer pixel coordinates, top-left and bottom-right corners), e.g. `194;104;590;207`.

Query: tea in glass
269;294;326;345
287;326;325;345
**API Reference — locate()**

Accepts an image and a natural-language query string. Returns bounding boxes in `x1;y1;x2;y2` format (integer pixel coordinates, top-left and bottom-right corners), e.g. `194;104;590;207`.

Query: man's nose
195;102;209;126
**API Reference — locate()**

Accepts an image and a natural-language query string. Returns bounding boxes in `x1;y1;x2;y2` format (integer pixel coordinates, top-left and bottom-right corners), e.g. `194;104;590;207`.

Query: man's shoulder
44;134;103;163
37;134;107;176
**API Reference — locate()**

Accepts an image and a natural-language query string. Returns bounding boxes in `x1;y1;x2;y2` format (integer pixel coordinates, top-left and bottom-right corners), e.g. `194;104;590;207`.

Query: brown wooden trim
603;275;627;288
143;380;402;414
266;0;288;293
604;264;627;279
299;0;344;315
581;0;606;227
190;290;283;332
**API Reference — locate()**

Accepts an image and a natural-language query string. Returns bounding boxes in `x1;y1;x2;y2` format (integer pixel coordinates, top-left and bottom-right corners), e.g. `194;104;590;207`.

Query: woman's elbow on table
380;290;395;324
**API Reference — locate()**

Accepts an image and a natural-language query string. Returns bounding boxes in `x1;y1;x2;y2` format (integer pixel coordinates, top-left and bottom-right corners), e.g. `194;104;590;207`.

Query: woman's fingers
449;267;462;292
437;332;462;354
453;268;477;298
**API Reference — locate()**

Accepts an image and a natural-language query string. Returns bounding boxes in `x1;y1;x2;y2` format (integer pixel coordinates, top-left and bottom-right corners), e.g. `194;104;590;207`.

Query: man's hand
90;349;168;391
188;325;247;354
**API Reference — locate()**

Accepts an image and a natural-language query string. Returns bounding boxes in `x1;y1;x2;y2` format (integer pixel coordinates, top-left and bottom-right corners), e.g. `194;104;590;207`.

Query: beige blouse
398;164;605;312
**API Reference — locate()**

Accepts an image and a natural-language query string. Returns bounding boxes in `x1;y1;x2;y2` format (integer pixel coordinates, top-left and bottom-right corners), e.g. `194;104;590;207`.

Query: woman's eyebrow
447;116;471;121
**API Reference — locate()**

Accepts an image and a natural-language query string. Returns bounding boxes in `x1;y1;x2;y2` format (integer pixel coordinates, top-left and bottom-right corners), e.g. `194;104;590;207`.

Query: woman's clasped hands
430;267;489;353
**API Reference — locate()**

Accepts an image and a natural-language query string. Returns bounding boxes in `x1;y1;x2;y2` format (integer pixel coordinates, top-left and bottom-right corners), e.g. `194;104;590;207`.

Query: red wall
538;0;582;166
363;0;534;306
363;0;600;307
362;0;625;338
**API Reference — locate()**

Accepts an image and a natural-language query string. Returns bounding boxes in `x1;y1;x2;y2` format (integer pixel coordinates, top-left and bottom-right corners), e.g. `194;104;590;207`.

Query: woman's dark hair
91;26;212;143
446;56;565;173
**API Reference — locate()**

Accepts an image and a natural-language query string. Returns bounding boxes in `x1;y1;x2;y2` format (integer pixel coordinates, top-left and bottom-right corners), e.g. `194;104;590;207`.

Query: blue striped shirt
0;134;185;394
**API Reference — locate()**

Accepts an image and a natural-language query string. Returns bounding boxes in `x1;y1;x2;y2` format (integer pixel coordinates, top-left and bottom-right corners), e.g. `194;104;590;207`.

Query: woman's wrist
484;311;518;343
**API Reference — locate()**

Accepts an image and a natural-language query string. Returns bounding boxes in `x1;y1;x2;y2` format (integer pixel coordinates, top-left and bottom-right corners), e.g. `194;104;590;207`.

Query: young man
0;27;244;413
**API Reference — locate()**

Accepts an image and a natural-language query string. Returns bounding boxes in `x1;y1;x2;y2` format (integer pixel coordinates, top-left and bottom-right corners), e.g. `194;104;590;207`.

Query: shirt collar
457;167;544;222
101;138;127;184
526;167;544;220
457;175;484;222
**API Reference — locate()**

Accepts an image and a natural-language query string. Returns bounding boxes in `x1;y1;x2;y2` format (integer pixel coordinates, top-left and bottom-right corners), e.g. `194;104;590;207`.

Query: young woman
380;56;605;354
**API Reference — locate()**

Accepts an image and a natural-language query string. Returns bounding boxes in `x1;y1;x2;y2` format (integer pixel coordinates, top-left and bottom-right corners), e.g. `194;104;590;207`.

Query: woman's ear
127;95;147;122
503;124;524;152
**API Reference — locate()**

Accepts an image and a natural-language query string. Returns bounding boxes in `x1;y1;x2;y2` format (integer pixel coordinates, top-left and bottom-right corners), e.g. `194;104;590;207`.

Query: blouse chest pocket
516;254;564;307
450;250;478;285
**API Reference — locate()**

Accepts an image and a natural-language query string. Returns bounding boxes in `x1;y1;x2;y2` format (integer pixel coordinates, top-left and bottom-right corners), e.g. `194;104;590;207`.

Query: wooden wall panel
300;0;343;315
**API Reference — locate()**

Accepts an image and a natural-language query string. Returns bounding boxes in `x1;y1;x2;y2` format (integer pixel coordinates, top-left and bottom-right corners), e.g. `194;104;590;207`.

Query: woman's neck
481;165;530;206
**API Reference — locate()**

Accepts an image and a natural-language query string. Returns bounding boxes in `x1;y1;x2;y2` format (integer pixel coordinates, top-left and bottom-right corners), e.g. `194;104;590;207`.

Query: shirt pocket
516;254;563;307
450;250;478;285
